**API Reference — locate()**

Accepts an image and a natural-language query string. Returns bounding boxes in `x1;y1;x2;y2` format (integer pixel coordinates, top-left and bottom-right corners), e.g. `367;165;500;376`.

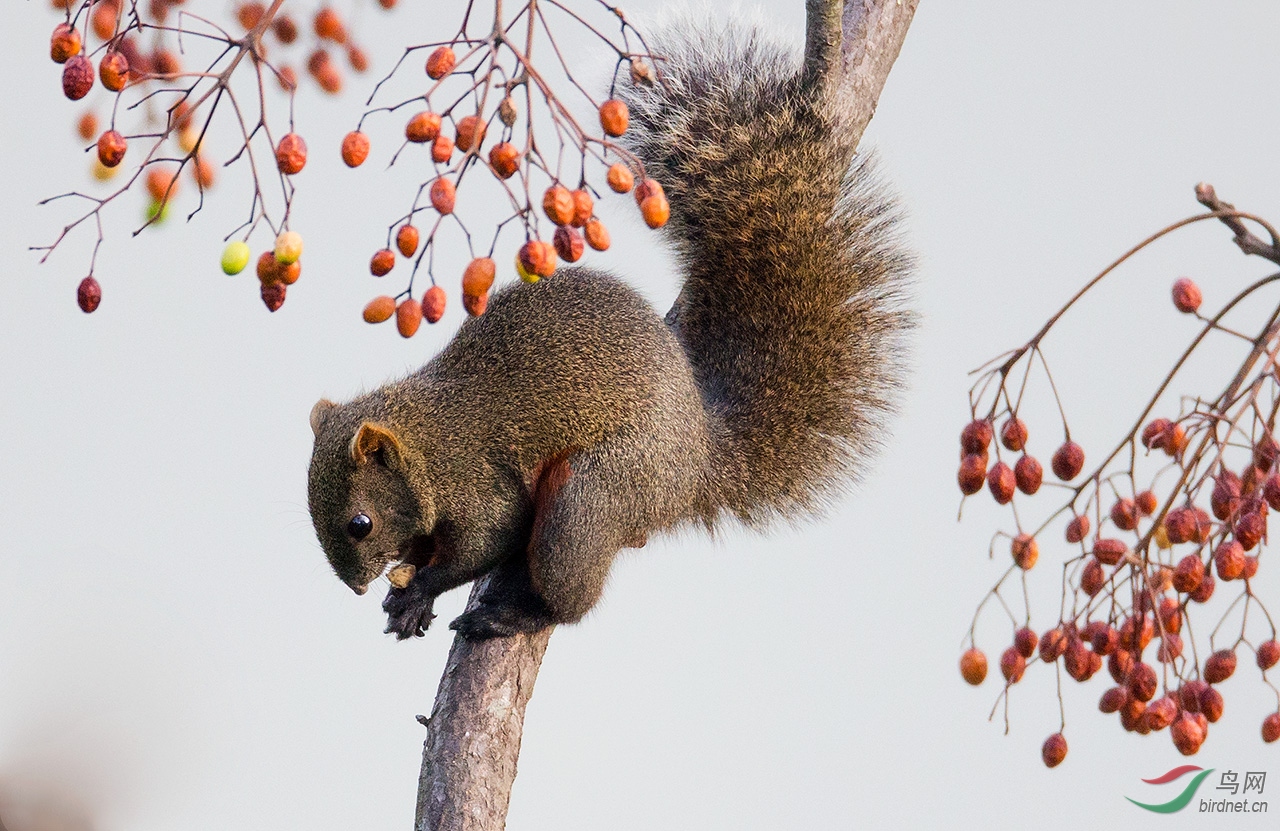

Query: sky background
3;1;1280;829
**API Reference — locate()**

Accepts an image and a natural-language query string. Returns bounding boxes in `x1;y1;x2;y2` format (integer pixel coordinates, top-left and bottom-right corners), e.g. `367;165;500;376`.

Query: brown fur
306;22;913;640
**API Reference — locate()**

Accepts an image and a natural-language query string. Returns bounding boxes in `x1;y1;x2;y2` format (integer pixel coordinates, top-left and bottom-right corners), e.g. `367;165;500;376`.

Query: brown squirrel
307;24;913;640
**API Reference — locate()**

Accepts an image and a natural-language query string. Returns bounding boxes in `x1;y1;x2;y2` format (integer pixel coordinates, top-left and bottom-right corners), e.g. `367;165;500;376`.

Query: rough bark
412;3;916;829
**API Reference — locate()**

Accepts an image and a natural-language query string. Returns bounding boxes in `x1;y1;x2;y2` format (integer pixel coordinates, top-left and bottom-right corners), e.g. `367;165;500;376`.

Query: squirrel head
307;399;436;595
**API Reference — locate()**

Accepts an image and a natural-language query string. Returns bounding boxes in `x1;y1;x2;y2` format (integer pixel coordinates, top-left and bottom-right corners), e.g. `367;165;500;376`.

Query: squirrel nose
351;583;368;596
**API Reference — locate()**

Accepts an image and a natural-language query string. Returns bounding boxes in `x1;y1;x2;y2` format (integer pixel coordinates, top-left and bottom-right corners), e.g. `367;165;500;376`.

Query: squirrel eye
347;513;373;541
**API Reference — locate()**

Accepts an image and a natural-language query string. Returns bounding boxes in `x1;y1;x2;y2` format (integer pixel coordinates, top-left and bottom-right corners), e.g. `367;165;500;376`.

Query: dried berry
425;46;456;79
96;130;127;168
396;298;422;338
272;15;299;44
1041;733;1067;768
396;225;419;258
1000;647;1026;683
1108;648;1135;684
1088;622;1118;655
1200;687;1224;722
1135;490;1158;516
461;258;496;297
370;249;396;276
606;163;634;194
634;178;665;206
363;296;396;323
1110;498;1138;531
275;133;307;175
986;461;1015;504
1264;713;1280;743
1258;639;1280;671
1171;713;1205;755
1128;662;1158;702
1050;441;1084;480
1099;686;1129;714
1157;596;1182;634
553;227;585;263
423;286;446;324
1000;418;1028;451
1093;538;1127;567
341;131;370;167
1065;514;1090;543
463;291;488;317
489;142;520;179
455;115;486;152
1189;570;1216;603
1143;696;1177;731
50;23;82;63
543;185;575;226
1120;699;1147;732
431;178;456;214
1142;418;1172;449
1234;509;1265;551
1005;456;1037;495
1013;627;1038;659
570;190;594;228
1214;540;1245;580
62;55;94;100
260;282;287;312
406;112;442;143
1080;558;1105;596
1171;277;1202;313
100;51;129;92
1164;507;1194;544
1256;433;1280;472
1203;650;1237;684
598;99;629;136
959;648;987;685
1010;534;1038;570
1211;471;1243;520
584;219;611;251
1039;628;1068;663
77;276;101;313
1157;632;1183;663
498;96;518;127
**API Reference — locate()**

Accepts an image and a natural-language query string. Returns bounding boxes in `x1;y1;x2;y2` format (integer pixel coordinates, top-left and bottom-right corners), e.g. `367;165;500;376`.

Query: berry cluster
958;184;1280;766
338;3;667;335
38;1;397;313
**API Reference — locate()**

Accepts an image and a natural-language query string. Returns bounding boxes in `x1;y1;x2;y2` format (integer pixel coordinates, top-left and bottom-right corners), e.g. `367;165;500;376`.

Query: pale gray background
2;2;1279;829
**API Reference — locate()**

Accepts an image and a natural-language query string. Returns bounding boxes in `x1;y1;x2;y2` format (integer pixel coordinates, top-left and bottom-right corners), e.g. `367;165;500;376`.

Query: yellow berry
275;231;303;264
221;241;251;275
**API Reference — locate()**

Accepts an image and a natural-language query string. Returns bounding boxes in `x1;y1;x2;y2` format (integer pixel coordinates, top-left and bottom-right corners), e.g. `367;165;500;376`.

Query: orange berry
237;2;266;30
423;285;447;323
341;131;370;167
570;189;593;227
489;142;520;179
425;46;456;80
347;45;369;73
275;133;307;174
543;185;575;226
959;648;987;685
91;3;118;40
431;134;454;163
1000;418;1028;451
194;154;216;189
430;178;456;214
1014;455;1042;495
96;130;127;168
77;111;98;141
462;291;488;317
584;219;611;251
1000;647;1026;683
272;16;299;44
370;249;396;276
1135;490;1158;516
1011;534;1038;570
50;23;82;64
598;99;629;136
553;227;585;263
1064;514;1090;543
634;178;665;206
455;115;486;152
396;298;423;338
518;240;556;280
99;50;129;92
461;257;496;296
640;194;671;229
313;7;347;44
606;163;634;193
146;166;178;202
406;112;442;143
986;462;1015;504
1204;650;1237;684
396;225;420;258
1263;713;1280;743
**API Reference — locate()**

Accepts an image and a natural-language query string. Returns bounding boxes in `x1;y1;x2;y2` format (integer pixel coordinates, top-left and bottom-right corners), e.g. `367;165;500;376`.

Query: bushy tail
619;23;914;528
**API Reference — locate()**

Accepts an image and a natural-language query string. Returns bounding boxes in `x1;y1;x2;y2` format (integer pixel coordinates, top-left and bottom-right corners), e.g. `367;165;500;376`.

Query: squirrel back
621;23;913;528
308;22;912;638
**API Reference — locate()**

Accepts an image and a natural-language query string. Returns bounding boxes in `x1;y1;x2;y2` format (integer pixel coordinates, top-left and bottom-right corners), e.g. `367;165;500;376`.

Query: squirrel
306;22;913;641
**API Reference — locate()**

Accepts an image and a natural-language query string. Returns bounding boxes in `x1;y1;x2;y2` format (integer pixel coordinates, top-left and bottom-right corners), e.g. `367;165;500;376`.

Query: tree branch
838;0;919;145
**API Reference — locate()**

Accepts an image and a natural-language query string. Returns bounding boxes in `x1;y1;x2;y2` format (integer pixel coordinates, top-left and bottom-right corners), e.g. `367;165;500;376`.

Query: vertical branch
802;0;844;94
837;0;920;146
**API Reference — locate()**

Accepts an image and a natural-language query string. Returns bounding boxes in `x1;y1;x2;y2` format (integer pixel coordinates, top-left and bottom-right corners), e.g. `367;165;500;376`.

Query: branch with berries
956;184;1280;768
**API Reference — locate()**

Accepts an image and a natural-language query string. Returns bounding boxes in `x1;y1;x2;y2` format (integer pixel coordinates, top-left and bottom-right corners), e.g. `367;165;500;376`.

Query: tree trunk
412;3;917;829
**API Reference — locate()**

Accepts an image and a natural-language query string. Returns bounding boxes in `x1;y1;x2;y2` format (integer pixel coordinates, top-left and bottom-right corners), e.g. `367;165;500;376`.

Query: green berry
146;199;170;225
221;241;252;275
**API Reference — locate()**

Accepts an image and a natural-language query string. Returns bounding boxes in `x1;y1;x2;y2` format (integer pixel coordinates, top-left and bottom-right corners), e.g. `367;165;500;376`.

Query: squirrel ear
349;422;406;467
310;398;337;436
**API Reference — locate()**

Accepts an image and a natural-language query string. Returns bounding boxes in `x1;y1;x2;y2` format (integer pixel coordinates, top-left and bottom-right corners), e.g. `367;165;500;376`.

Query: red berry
260;282;286;312
396;225;420;258
1080;558;1105;596
370;249;395;276
1014;455;1042;495
1000;646;1026;683
100;50;129;92
1065;514;1090;543
1143;696;1177;731
553;227;585;263
1039;628;1068;663
1172;554;1204;594
1190;570;1215;603
1264;713;1280;743
1203;650;1237;684
62;55;94;100
425;46;456;79
1171;277;1202;313
430;178;456;214
96;130;127;168
1099;686;1129;714
1014;627;1038;659
1214;540;1245;580
1000;418;1028;451
1256;640;1280;671
1171;713;1205;755
406;112;441;143
1128;662;1158;702
1041;733;1067;768
489;142;520;179
987;461;1015;504
1092;538;1127;566
423;285;446;323
1110;498;1138;531
1211;471;1243;520
957;454;986;495
341;131;370;167
1051;441;1084;480
1234;509;1265;551
1010;534;1038;570
1135;490;1158;516
1200;686;1224;722
77;276;101;313
275;133;307;174
50;23;82;63
960;419;993;454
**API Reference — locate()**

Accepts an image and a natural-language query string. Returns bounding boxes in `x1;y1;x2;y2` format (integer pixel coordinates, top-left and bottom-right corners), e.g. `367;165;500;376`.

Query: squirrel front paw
382;583;437;640
449;601;553;641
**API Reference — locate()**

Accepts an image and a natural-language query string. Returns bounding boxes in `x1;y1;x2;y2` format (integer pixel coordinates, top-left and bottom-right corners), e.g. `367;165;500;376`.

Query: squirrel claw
382;584;437;640
449;603;553;641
